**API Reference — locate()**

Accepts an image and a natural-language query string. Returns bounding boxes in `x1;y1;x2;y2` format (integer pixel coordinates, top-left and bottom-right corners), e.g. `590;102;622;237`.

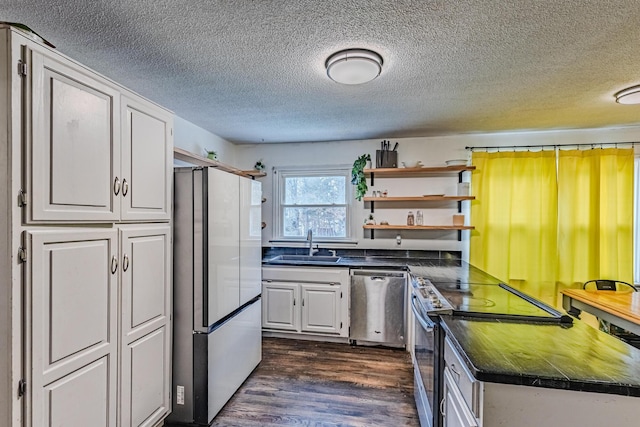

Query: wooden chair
583;279;637;292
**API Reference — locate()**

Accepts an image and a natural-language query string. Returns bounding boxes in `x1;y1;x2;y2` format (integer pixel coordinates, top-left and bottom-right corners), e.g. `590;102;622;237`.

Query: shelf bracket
370;201;375;213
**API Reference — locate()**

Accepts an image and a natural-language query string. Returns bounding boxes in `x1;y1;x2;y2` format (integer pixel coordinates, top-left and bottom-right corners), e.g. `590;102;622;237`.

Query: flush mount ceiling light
614;85;640;104
325;49;383;85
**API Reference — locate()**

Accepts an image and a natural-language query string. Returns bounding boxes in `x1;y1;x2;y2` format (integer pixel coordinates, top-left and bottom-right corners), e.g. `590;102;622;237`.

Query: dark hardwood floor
210;337;420;427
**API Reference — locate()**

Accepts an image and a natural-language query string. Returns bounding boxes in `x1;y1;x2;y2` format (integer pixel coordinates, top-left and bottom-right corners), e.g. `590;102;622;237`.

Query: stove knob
433;301;443;308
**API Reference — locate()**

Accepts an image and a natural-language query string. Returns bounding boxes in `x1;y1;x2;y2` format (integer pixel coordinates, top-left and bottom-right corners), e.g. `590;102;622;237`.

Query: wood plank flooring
211;337;420;427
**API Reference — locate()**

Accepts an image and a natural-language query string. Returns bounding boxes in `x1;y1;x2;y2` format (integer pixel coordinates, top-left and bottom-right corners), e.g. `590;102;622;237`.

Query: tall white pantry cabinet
0;25;173;427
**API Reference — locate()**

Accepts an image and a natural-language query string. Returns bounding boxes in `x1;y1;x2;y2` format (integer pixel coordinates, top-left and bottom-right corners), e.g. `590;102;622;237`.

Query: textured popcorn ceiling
2;0;640;143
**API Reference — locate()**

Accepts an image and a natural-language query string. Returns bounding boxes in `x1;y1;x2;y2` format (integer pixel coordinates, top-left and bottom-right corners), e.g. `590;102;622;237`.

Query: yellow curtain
470;151;558;291
557;148;634;285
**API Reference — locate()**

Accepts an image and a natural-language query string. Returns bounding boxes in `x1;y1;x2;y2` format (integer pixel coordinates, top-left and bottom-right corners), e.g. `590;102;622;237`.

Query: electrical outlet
396;234;402;245
177;385;185;405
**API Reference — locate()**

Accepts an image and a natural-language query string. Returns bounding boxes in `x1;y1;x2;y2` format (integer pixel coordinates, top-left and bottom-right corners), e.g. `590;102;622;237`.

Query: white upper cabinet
26;46;172;224
28;48;121;222
120;95;172;221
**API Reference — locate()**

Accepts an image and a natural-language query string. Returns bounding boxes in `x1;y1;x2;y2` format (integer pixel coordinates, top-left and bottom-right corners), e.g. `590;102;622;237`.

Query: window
273;167;353;241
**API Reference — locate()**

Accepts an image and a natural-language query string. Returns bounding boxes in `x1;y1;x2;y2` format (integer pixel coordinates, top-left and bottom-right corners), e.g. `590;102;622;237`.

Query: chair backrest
583;280;637;292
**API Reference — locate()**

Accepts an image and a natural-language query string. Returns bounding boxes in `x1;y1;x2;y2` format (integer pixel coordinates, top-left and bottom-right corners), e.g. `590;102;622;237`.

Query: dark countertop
441;316;640;397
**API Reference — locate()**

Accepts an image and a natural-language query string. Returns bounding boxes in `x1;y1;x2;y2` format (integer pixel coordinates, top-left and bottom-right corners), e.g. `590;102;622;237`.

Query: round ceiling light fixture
325;49;383;85
614;85;640;104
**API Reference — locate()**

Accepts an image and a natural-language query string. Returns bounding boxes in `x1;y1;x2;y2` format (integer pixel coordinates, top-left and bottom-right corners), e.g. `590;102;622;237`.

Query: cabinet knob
113;177;121;196
122;179;129;197
122;254;130;272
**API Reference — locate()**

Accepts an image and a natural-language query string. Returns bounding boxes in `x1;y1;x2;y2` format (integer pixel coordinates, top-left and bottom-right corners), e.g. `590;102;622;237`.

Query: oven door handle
411;294;436;331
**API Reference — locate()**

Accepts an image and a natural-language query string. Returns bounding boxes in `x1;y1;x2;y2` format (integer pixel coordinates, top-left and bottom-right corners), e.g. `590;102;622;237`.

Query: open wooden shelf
362;195;475;202
363;224;475;231
364;165;475;178
173;147;266;178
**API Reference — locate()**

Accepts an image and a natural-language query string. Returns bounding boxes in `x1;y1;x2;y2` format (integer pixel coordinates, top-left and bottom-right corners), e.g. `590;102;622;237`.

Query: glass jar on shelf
416;210;423;225
407;211;415;226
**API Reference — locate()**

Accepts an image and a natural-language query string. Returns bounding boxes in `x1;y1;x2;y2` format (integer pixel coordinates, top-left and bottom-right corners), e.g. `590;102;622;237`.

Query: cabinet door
28;48;120;222
26;228;118;427
301;284;341;334
120;95;172;221
262;282;299;331
240;178;262;305
206;168;240;323
443;367;479;427
119;225;171;427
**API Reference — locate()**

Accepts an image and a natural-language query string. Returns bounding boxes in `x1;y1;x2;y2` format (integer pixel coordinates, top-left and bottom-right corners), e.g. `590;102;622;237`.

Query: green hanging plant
351;153;371;201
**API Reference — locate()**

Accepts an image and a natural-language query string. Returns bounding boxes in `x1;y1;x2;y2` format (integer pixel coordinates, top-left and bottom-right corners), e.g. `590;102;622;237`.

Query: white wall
170;115;640;255
235;126;640;254
173;115;238;166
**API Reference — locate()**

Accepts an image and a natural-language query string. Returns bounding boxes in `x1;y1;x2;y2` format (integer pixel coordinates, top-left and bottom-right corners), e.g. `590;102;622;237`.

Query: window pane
284;176;346;205
283;207;346;237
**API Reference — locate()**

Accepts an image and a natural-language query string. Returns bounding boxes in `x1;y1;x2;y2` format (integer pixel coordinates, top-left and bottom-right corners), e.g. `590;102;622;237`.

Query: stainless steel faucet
307;229;319;256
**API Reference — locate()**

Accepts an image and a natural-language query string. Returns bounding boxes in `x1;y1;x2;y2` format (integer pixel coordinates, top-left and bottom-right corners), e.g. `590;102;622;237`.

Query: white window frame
272;165;354;242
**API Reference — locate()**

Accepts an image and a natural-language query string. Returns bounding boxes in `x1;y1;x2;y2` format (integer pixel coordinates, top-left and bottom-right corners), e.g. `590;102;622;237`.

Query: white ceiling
2;0;640;144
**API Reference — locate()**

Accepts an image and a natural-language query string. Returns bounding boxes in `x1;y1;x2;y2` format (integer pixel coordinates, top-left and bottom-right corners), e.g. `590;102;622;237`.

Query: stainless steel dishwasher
349;270;407;347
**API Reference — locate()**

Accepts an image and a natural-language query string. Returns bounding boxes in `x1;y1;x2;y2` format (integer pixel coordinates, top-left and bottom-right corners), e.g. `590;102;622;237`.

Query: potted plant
351;153;371;201
205;149;218;160
254;159;265;171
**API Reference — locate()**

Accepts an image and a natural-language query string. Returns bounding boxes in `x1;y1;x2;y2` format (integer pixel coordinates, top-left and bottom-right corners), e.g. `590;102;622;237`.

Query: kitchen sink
268;255;341;263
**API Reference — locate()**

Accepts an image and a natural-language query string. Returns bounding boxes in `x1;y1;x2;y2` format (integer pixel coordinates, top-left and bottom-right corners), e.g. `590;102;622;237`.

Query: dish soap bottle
407;211;415;226
416;210;423;225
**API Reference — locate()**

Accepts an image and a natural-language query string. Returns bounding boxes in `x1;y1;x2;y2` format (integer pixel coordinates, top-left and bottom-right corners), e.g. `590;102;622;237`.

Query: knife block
376;150;398;168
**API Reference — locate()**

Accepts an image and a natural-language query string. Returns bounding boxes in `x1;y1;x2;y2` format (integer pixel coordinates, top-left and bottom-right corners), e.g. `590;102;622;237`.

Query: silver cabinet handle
440;397;446;417
122;179;129;197
450;363;461;383
111;255;118;274
113;177;121;196
123;254;130;272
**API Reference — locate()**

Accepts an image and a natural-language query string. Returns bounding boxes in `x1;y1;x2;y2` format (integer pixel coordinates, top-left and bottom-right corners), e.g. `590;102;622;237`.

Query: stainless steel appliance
350;270;406;347
168;167;263;426
411;273;572;427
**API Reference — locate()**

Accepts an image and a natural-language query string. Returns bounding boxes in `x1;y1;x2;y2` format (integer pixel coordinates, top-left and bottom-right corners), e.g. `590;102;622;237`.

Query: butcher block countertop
561;289;640;327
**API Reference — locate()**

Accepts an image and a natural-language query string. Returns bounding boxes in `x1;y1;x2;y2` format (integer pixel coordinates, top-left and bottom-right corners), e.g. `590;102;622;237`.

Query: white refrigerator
168;167;262;426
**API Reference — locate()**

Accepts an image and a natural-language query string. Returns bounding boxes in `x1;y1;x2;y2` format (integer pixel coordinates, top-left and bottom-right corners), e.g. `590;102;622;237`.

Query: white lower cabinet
119;225;171;427
443;367;479;427
300;284;341;334
261;267;349;338
25;225;171;427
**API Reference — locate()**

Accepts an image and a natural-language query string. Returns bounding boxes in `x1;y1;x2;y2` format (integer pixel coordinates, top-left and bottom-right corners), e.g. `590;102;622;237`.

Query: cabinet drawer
444;336;479;417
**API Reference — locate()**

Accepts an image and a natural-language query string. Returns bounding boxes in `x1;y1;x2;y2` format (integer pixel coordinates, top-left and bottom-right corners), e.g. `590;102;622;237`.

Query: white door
443;367;479;427
262;283;299;331
301;284;341;334
119;225;171;427
28;47;120;223
239;177;262;305
120;95;172;221
26;228;118;427
207;168;240;323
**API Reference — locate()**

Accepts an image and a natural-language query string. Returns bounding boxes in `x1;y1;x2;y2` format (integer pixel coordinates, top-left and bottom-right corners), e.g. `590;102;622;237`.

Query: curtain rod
465;141;640;151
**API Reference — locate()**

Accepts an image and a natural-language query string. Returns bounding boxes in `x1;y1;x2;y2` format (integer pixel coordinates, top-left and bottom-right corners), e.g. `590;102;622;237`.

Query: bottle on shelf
416;210;423;225
407;211;415;226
